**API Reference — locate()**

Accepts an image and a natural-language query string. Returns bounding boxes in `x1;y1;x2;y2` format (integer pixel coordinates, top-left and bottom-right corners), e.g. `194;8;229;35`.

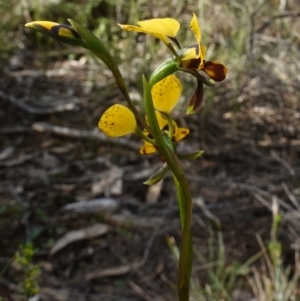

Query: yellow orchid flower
140;119;189;155
98;104;137;137
139;75;188;155
120;13;227;82
98;75;189;155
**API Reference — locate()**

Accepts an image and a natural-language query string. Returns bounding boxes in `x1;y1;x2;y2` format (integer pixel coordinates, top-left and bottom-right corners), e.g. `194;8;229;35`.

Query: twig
236;183;294;211
249;0;270;59
0;153;39;167
31;122;140;150
103;214;175;230
127;280;154;301
140;198;174;266
8;185;31;242
0;126;30;134
253;193;272;210
281;182;300;211
0;90;77;115
257;12;300;34
270;151;296;177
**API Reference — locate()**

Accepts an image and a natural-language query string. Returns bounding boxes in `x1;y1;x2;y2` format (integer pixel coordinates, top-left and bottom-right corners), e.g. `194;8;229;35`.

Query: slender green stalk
69;19;151;134
173;174;193;300
144;74;193;301
135;127;155;144
164;112;174;138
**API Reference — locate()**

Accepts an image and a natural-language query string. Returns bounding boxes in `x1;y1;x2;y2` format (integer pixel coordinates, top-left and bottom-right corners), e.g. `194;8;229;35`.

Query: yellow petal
162;120;189;142
155;112;168;129
137;18;180;40
174;126;189;142
151;74;182;113
145;112;168;130
190;13;201;44
98;104;137;137
119;18;180;46
179;14;205;70
139;141;157;155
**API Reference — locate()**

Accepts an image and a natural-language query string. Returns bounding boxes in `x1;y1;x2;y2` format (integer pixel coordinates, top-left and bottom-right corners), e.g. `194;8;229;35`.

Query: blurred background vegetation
0;0;300;106
2;0;299;123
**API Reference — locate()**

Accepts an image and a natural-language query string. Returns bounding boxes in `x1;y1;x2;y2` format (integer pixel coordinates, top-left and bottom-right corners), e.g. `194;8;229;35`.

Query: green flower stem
135;127;156;145
164;112;174;138
178;67;216;87
68;19;151;134
173;174;193;294
151;58;179;84
145;69;193;301
166;44;181;63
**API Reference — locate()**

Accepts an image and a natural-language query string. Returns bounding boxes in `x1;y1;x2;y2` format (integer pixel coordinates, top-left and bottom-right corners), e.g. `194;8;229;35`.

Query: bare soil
0;48;299;301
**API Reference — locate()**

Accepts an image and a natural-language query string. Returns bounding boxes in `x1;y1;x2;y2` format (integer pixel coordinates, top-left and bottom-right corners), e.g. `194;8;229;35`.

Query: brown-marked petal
174;127;189;142
179;45;201;69
186;79;204;115
152;74;182;113
98;104;137;137
139;142;157;155
203;61;227;82
25;21;81;45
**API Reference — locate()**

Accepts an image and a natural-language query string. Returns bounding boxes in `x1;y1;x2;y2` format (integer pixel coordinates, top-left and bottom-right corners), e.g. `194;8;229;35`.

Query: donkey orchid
120;14;227;82
140;74;189;154
98;75;189;154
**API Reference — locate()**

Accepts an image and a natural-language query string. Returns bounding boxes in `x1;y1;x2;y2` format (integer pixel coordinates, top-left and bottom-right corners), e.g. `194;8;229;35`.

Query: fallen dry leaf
50;223;109;256
60;198;119;215
146;180;164;204
91;166;124;196
85;262;140;281
0;146;14;160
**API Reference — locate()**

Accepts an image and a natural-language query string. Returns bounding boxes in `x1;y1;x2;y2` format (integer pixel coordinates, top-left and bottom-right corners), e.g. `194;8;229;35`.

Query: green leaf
178;150;204;160
144;163;169;185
